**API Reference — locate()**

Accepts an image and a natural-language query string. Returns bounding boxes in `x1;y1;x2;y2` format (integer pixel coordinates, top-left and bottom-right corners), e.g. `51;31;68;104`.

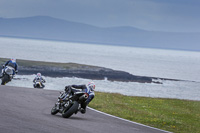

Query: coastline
0;58;180;84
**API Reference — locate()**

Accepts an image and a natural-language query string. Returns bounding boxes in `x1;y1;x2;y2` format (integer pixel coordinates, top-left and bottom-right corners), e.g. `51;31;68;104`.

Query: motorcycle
33;81;45;89
51;88;89;118
1;66;15;85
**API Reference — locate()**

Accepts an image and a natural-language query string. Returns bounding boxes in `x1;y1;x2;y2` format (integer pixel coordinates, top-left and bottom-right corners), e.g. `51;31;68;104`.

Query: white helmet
87;82;95;91
10;58;16;63
37;73;41;77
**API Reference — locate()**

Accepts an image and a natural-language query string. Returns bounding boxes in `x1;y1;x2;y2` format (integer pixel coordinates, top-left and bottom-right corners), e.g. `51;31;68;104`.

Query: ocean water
0;37;200;100
6;75;200;101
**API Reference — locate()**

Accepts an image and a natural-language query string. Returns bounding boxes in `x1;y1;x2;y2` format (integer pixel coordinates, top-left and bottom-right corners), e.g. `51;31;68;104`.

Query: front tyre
62;101;79;118
51;106;59;115
1;75;9;85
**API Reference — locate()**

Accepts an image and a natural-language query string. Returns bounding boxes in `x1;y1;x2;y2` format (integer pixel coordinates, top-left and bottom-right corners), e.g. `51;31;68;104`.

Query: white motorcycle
1;66;15;85
33;81;45;89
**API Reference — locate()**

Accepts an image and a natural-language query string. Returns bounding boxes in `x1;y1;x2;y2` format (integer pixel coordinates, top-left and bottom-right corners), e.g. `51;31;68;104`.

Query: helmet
37;73;41;77
10;58;16;63
87;82;95;91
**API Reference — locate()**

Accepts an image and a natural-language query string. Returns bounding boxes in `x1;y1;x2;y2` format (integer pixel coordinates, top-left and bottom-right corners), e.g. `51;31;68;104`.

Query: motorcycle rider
0;58;18;78
65;82;95;114
33;73;46;88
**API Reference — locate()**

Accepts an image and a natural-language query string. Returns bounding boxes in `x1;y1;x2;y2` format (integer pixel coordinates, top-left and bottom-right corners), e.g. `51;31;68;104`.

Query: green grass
0;57;103;70
89;92;200;133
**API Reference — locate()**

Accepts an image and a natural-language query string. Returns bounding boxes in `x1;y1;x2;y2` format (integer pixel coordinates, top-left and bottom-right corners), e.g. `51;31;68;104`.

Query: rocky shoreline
0;58;179;84
19;65;154;83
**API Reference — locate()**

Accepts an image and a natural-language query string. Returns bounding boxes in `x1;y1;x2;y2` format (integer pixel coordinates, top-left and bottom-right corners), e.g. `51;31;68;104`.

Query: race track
0;86;170;133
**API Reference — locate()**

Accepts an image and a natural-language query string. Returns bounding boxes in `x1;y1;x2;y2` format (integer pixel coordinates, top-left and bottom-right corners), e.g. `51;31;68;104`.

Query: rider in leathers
33;73;46;88
65;82;95;114
0;58;18;78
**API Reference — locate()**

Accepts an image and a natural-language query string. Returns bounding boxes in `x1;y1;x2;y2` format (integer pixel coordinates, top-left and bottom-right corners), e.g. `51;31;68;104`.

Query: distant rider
0;58;18;78
65;82;95;114
33;73;46;88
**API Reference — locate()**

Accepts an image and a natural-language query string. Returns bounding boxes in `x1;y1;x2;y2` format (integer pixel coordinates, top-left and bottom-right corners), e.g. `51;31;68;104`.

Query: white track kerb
88;107;172;133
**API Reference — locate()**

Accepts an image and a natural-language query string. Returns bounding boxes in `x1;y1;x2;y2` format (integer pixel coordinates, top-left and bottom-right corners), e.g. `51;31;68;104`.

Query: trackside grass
89;92;200;133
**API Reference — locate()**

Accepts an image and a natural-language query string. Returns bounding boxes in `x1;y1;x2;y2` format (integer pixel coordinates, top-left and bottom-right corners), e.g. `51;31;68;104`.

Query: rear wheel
62;101;79;118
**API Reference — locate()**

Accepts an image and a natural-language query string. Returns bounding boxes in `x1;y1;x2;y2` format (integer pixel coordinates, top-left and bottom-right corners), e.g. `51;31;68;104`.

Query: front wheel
1;74;10;85
51;106;59;115
62;101;79;118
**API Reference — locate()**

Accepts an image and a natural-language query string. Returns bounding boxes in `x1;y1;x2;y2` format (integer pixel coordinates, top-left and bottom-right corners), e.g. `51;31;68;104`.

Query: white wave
6;75;200;101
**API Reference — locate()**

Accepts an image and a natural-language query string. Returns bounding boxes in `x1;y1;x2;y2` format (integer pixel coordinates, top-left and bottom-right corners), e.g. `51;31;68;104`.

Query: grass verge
0;57;102;70
89;92;200;133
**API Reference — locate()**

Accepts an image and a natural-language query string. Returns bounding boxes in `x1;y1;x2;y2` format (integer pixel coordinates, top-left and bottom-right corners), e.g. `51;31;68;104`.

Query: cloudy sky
0;0;200;32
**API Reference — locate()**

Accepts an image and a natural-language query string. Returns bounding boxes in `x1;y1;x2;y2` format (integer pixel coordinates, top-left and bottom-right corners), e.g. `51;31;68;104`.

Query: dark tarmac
0;85;171;133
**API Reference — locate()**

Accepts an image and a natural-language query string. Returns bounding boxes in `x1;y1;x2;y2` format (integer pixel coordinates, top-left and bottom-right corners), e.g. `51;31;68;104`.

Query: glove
65;85;71;92
3;65;5;68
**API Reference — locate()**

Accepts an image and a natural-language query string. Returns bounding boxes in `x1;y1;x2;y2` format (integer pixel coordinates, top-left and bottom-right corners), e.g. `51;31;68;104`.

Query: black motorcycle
1;66;15;85
51;89;89;118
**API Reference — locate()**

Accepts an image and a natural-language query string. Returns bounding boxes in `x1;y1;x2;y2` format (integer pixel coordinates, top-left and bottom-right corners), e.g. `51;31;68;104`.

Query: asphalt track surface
0;85;171;133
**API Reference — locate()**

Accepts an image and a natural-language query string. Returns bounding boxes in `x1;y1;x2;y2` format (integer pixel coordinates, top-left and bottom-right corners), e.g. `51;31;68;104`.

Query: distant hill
0;16;200;51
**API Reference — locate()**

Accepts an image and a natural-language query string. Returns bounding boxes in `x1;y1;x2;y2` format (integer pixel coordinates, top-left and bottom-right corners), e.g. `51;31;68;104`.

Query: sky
0;0;200;32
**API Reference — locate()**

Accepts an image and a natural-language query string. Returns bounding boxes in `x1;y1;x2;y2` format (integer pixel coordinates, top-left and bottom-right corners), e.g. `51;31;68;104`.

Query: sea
0;37;200;101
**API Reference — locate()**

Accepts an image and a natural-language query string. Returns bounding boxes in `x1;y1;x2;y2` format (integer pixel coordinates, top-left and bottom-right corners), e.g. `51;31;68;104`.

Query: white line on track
88;107;172;133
